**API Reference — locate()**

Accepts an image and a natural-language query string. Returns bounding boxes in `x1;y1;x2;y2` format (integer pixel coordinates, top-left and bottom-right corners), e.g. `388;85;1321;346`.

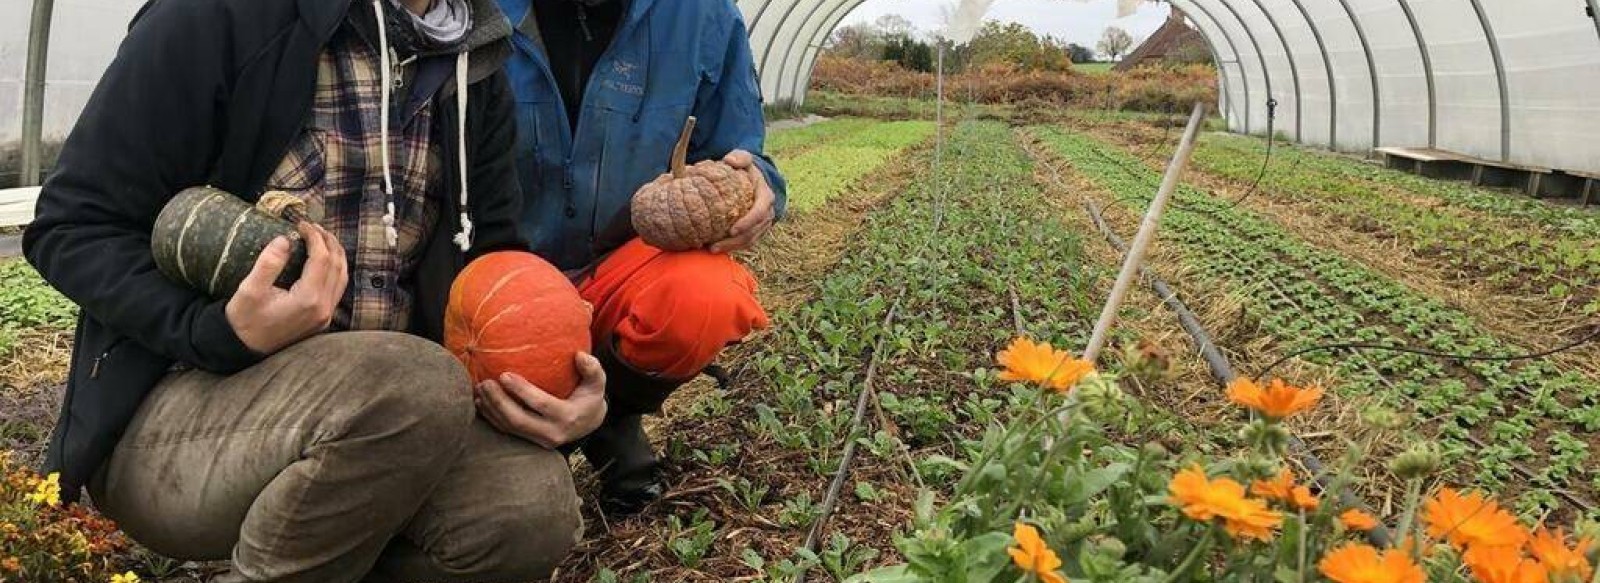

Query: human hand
225;222;348;354
709;150;776;253
474;353;608;449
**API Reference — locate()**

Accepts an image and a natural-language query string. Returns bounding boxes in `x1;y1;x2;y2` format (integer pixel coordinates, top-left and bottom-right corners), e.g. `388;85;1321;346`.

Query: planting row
766;117;885;156
773;120;936;212
1033;126;1599;518
1185;132;1600;316
576;120;1202;580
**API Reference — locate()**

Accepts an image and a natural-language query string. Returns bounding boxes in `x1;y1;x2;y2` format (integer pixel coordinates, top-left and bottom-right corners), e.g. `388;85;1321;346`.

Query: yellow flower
1339;509;1381;532
1;557;21;573
1317;543;1425;583
997;338;1094;392
1463;545;1549;583
1007;522;1068;583
1226;378;1323;420
110;572;142;583
1422;488;1528;551
1529;526;1593;581
1168;465;1283;541
26;471;61;507
1250;469;1319;511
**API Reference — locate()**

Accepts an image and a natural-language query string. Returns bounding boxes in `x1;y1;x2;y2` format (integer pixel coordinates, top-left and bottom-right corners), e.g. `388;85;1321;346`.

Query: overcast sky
839;0;1172;47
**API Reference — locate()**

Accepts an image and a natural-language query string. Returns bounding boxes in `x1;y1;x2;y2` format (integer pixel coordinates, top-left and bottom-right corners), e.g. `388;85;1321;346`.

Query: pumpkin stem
256;190;309;224
670;116;697;179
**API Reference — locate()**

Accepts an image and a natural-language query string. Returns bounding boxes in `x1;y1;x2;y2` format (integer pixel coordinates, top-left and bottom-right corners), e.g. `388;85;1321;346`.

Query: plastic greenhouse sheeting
740;0;1600;175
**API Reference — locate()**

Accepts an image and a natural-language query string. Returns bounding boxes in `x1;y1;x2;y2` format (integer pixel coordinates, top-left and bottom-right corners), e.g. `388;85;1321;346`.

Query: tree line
826;14;1135;73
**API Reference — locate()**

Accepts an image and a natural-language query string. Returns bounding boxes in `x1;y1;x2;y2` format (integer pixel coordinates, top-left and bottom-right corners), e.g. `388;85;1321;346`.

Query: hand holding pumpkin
708;149;776;254
225;221;348;355
474;353;608;449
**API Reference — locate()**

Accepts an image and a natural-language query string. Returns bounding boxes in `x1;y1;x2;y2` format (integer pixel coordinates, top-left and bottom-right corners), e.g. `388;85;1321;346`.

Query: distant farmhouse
1115;11;1211;71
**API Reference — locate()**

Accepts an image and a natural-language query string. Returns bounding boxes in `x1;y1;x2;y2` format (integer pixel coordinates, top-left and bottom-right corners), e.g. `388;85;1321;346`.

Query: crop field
3;104;1599;581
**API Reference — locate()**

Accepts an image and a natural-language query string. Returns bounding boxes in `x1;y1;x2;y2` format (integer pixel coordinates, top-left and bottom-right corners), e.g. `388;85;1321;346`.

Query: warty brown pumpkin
630;116;756;251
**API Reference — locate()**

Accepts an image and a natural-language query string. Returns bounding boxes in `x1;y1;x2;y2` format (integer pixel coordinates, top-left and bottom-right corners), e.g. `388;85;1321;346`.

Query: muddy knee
300;332;475;446
431;448;583;579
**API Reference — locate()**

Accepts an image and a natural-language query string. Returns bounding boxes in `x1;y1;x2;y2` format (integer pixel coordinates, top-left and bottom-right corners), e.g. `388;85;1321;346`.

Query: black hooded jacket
23;0;526;500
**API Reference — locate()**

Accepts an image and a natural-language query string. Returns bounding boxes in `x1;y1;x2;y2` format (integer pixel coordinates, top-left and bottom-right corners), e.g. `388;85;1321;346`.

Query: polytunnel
739;0;1600;180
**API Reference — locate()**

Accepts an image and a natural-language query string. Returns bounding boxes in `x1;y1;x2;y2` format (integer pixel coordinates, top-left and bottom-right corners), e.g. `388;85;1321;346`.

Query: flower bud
1076;373;1128;421
1361;405;1408;431
1142;442;1170;461
1388;443;1443;480
1240;420;1291;456
1092;536;1128;559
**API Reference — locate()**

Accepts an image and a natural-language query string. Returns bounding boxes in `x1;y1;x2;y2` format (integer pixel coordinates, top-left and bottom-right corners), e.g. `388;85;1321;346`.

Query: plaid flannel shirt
267;26;443;332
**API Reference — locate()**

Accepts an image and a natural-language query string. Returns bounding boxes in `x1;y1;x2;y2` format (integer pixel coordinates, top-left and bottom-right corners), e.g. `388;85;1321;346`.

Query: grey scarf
388;0;473;48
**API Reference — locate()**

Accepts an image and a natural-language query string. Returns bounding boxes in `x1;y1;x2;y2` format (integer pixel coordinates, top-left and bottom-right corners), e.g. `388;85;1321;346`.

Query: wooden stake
1083;102;1207;363
670;116;696;179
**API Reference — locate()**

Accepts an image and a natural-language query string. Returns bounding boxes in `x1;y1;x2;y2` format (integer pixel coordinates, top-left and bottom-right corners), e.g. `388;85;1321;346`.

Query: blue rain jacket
497;0;787;270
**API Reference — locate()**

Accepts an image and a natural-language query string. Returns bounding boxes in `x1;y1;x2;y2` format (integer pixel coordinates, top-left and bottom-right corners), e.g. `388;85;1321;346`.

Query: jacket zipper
89;338;126;380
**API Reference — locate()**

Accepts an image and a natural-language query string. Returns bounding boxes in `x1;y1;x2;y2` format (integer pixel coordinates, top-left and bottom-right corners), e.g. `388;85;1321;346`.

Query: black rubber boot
581;343;685;516
582;414;665;516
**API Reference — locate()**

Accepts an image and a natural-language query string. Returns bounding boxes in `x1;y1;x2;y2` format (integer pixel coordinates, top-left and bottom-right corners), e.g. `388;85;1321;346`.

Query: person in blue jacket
495;0;787;515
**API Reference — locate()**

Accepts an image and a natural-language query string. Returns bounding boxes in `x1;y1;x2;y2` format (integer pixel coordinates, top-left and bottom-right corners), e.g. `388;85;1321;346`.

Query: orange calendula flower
1007;522;1068;583
1423;488;1528;551
1250;469;1320;511
1339;509;1381;532
1529;526;1594;581
1227;378;1324;419
1317;543;1426;583
1169;465;1283;541
1464;545;1549;583
997;337;1095;392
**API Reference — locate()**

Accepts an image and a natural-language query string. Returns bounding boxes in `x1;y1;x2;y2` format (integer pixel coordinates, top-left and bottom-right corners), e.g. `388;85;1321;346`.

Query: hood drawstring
373;0;401;249
371;0;473;252
452;50;474;251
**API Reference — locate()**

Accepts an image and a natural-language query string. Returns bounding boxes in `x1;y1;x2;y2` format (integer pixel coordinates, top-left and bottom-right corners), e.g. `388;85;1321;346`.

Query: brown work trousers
88;332;582;582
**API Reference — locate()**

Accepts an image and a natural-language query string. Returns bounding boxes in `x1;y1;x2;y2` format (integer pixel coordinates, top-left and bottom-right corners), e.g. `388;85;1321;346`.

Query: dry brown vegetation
810;56;1218;114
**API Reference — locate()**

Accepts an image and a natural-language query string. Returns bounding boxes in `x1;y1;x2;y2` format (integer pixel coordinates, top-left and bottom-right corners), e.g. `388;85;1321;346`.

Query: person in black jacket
22;0;606;580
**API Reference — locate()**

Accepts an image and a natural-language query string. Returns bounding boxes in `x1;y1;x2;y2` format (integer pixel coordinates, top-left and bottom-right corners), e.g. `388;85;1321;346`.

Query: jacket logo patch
603;79;645;96
612;60;638;79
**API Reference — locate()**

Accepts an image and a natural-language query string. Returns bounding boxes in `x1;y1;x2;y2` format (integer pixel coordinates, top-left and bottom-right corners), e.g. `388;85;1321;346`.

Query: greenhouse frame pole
1182;0;1253;134
1284;0;1339;147
772;0;835;107
1394;0;1438;148
1205;0;1275;137
21;0;56;187
1244;0;1305;142
1590;0;1600;41
1466;0;1512;162
790;0;862;105
1182;11;1239;129
1329;0;1382;151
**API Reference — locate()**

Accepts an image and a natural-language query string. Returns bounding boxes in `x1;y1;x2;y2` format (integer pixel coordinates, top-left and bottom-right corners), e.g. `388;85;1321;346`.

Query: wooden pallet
0;187;42;228
1374;147;1560;198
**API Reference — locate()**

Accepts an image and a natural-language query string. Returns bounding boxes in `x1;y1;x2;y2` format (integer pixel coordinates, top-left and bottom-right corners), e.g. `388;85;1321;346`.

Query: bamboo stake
1083;102;1207;363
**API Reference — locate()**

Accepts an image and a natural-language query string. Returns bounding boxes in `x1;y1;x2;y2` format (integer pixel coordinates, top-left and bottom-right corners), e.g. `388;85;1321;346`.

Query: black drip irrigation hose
1227;98;1278;208
1079;197;1394;549
1255;328;1600;381
795;105;961;582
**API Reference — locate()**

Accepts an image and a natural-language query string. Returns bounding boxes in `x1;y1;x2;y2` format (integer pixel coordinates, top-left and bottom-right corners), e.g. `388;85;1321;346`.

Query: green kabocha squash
630;116;756;251
150;187;309;299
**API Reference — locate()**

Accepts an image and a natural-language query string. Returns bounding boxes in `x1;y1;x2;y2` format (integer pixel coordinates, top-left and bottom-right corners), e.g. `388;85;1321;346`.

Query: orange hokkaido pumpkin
444;251;593;399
